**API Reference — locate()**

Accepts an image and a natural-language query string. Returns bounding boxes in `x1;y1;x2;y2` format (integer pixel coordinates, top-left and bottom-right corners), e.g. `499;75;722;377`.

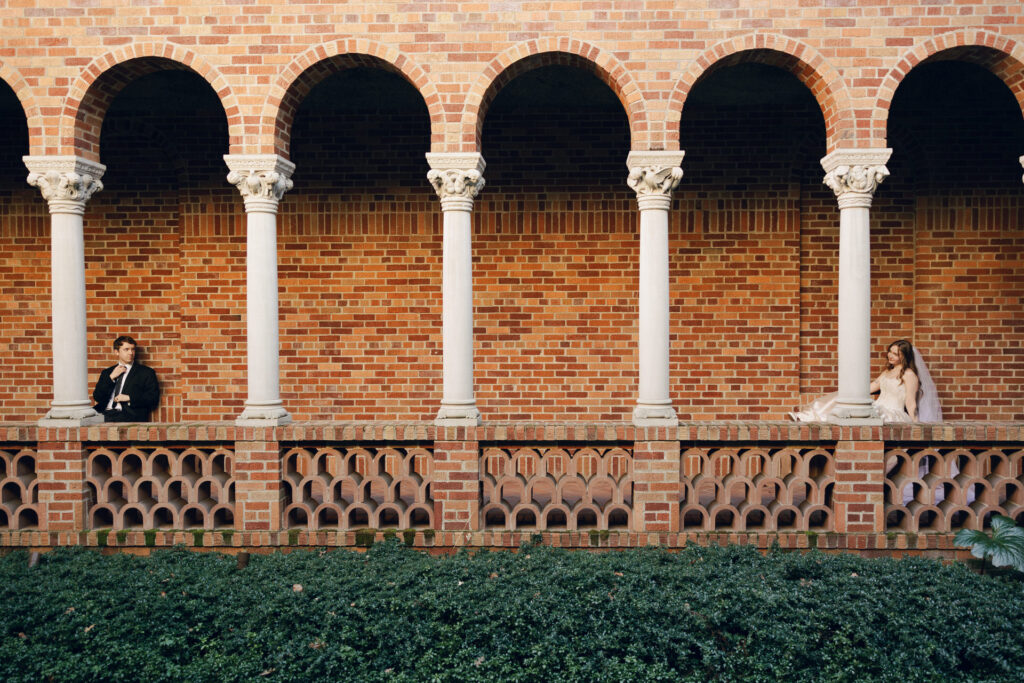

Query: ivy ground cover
2;542;1023;682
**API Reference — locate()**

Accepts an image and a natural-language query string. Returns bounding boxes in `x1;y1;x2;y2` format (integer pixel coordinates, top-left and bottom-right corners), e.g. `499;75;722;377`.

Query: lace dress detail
873;373;911;423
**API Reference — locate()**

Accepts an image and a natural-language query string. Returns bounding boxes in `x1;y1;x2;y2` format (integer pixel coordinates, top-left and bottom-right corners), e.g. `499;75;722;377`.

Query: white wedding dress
787;380;910;423
872;374;913;423
790;348;942;424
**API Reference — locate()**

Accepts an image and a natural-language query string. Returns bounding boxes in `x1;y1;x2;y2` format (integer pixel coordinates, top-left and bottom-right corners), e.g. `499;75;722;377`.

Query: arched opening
182;507;205;529
679;57;827;419
17;508;38;530
477;62;631;421
282;62;434;421
317;506;339;529
123;506;144;529
347;508;369;529
682;508;706;529
92;64;230;422
378;506;400;528
886;58;1024;421
545;508;568;529
0;81;45;423
576;508;598;529
152;506;175;529
92;507;114;529
408;506;431;528
213;507;234;529
484;508;507;528
286;506;309;529
514;509;537;529
607;508;630;529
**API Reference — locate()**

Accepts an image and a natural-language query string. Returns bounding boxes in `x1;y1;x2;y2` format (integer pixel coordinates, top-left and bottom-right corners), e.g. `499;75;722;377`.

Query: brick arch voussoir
260;39;443;158
669;33;854;152
0;61;42;154
462;37;648;152
60;42;241;160
874;29;1024;145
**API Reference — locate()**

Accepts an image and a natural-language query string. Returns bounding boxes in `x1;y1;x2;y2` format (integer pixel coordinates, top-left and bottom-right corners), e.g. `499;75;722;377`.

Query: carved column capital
426;153;487;211
23;156;106;215
427;168;484;201
626;151;684;211
224;154;295;213
820;148;892;209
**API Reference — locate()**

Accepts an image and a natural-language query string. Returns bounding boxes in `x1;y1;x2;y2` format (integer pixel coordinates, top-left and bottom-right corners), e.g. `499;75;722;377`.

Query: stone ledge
0;529;972;561
2;420;1022;444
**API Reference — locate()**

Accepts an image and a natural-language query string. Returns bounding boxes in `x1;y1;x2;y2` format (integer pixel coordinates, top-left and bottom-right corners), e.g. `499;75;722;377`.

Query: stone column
24;156;106;425
627;151;684;427
225;155;294;425
426;153;486;426
821;149;892;423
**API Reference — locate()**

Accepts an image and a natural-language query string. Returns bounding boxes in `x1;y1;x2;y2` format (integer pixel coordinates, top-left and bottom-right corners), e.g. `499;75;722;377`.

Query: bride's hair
887;339;918;382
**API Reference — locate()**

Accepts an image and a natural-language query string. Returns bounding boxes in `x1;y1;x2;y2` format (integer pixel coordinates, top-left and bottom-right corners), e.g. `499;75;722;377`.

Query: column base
236;403;292;426
828;416;884;426
828;402;882;426
435;403;482;427
632;404;679;427
39;404;104;426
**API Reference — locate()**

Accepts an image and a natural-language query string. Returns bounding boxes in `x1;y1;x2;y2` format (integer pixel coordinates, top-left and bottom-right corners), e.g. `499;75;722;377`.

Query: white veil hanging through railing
913;346;942;423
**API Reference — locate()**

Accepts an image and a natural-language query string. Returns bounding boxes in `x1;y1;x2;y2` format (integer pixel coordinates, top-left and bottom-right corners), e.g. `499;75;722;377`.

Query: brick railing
2;422;1021;557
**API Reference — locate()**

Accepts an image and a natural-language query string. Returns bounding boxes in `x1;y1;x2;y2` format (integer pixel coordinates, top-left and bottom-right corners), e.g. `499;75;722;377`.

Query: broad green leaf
955;515;1024;572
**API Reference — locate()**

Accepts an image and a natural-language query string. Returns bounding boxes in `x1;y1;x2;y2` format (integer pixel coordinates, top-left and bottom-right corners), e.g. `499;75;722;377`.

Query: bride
790;339;942;423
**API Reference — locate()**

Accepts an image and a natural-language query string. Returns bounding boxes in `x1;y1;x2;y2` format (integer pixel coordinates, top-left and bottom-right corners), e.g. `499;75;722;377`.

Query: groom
92;335;161;422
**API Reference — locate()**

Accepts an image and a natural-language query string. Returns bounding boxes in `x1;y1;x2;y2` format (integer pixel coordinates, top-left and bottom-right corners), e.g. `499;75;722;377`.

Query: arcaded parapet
85;445;235;530
479;445;633;531
0;446;40;531
681;445;836;532
280;445;434;530
884;445;1024;532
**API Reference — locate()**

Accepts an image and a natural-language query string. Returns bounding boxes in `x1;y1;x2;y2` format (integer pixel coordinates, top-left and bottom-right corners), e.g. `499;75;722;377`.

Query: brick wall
0;1;1022;422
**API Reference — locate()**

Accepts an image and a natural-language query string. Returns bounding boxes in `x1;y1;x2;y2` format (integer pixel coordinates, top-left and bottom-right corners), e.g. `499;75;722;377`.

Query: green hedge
1;543;1022;682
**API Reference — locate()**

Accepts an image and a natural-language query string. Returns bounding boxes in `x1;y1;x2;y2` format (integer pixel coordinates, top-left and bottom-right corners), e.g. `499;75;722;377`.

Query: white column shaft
835;205;873;414
426;153;485;426
637;206;672;410
626;152;682;427
49;211;93;413
224;154;294;424
820;149;891;423
441;207;475;408
244;209;284;412
25;155;105;424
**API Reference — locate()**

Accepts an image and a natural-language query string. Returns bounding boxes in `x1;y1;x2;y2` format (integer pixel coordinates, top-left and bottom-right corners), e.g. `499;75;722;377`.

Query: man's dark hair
113;335;137;350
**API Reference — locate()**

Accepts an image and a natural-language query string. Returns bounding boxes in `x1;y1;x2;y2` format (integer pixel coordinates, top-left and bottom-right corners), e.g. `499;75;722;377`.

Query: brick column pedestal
37;431;89;531
633;440;680;533
833;439;885;533
433;440;480;531
234;434;284;532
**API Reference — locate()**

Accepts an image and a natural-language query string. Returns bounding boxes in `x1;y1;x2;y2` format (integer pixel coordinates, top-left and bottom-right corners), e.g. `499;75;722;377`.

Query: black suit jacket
92;363;160;422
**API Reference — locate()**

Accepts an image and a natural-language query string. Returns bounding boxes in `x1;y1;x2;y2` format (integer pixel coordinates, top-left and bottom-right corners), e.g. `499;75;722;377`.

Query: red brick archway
60;42;240;160
261;39;443;159
463;38;647;153
669;33;854;153
874;29;1024;145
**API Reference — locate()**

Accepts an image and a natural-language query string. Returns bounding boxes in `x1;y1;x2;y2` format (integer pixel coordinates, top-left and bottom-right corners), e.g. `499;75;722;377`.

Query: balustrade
0;425;1020;554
